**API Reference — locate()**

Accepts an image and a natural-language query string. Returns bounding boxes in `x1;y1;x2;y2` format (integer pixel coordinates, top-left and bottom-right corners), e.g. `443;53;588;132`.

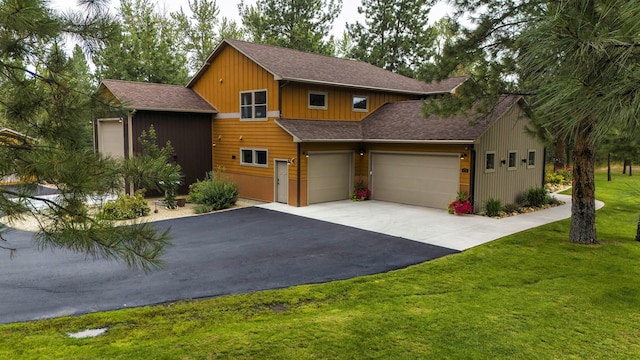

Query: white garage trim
307;151;353;204
370;152;460;209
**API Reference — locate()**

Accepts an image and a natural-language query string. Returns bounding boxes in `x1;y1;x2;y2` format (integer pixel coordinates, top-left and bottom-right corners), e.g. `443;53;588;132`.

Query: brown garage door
308;152;352;204
371;153;460;209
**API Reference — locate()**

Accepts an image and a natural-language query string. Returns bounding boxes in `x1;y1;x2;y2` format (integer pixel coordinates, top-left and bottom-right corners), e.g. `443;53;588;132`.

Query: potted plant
351;181;371;201
448;191;473;215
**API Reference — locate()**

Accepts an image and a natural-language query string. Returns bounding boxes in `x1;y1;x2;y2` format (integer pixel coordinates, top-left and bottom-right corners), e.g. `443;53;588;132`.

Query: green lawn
2;171;640;359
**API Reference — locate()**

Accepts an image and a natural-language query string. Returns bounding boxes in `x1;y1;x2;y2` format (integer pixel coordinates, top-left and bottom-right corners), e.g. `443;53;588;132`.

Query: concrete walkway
259;194;605;251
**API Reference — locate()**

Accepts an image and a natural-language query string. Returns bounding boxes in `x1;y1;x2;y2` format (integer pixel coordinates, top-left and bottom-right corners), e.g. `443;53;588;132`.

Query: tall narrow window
528;150;536;168
240;90;267;120
352;95;368;112
308;91;328;110
485;152;496;172
508;151;517;170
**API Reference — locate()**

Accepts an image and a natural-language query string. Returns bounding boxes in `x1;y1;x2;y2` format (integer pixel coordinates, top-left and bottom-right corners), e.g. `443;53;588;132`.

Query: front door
276;160;288;204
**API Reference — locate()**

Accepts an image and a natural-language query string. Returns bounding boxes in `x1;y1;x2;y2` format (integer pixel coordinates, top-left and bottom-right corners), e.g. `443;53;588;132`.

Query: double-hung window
240;90;267;120
241;148;268;167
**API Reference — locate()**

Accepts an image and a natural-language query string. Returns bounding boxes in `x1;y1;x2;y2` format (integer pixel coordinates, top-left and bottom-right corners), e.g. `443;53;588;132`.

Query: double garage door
371;153;460;209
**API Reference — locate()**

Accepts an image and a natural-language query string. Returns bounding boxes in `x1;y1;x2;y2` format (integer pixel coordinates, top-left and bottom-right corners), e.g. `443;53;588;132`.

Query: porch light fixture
359;148;366;156
288;158;295;165
304;152;309;158
521;158;527;164
501;159;506;165
460;153;467;160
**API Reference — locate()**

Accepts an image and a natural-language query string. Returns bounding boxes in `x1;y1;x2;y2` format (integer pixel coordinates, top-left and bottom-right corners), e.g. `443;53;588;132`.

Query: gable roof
188;39;466;95
98;79;217;113
276;95;523;143
0;127;36;143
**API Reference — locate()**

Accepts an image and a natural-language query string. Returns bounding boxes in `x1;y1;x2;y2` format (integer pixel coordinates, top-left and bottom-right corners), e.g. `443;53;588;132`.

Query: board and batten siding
473;102;544;211
281;82;415;121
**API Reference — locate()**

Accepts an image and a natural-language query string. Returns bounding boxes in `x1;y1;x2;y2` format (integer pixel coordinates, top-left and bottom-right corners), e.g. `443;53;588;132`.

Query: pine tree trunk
607;153;611;181
569;129;598;244
636;216;640;242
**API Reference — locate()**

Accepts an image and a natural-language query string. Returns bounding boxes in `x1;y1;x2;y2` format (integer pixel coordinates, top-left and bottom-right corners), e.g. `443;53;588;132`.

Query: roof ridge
102;79;187;88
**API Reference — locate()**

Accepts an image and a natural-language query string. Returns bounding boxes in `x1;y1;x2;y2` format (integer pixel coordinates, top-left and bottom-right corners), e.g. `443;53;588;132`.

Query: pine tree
430;0;640;244
238;0;342;55
93;0;189;84
347;0;436;78
0;0;170;270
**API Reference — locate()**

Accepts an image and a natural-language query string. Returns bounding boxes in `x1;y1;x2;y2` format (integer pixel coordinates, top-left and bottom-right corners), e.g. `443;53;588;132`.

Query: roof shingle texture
277;96;521;142
100;79;217;113
208;39;466;95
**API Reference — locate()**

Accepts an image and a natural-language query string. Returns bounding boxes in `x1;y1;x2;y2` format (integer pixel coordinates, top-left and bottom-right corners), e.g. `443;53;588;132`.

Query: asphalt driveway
0;207;458;324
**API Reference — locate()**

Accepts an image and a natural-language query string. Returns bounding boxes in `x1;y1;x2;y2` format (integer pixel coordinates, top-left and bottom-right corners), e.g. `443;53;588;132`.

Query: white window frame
527;149;536;168
508;150;518;170
308;91;328;110
352;95;369;112
240;148;268;167
485;151;496;173
240;90;268;121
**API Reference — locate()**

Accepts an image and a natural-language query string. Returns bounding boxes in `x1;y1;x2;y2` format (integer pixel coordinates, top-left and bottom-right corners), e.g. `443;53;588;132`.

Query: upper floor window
352;95;368;112
508;151;518;170
485;151;496;173
308;91;328;110
241;148;268;167
528;150;536;168
240;90;267;120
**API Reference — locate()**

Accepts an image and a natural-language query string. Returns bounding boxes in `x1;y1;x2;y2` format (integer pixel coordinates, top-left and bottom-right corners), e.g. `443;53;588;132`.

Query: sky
50;0;455;37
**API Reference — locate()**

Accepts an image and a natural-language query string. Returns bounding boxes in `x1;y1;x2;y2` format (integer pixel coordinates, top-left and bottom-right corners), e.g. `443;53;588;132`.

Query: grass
2;171;640;359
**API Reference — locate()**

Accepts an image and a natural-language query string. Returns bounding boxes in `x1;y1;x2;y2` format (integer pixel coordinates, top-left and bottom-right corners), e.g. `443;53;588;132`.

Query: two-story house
96;39;544;211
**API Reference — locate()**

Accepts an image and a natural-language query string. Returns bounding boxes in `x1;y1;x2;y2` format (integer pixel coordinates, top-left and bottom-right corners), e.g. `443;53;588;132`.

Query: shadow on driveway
0;207;458;324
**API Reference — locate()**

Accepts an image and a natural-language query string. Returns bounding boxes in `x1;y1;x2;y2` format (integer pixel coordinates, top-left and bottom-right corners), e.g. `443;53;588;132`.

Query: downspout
469;145;476;207
542;147;547;187
297;142;301;207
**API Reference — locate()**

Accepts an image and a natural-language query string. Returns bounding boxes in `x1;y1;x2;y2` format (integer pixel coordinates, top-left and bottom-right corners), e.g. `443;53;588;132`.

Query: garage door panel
371;153;459;209
308;153;352;204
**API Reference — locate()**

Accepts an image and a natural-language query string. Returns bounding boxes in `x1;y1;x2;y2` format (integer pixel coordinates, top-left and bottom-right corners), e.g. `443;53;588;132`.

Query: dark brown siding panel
132;111;212;194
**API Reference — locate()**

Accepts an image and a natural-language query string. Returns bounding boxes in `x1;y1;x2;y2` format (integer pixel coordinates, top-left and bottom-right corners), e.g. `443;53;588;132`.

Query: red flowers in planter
351;181;371;201
447;191;473;214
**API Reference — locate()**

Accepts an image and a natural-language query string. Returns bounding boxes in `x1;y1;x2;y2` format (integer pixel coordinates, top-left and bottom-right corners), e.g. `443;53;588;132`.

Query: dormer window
308;91;328;110
240;90;267;120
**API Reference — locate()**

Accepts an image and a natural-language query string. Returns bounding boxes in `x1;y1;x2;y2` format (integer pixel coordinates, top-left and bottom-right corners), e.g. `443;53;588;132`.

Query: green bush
485;198;502;217
545;172;565;185
521;187;551;207
502;203;520;213
188;171;238;213
556;169;572;184
100;191;150;220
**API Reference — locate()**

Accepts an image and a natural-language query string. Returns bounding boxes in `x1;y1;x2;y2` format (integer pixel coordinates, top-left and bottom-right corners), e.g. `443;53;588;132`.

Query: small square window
241;149;253;164
308;91;327;109
485;152;496;172
528;150;536;168
352;96;368;112
256;150;267;165
508;151;517;170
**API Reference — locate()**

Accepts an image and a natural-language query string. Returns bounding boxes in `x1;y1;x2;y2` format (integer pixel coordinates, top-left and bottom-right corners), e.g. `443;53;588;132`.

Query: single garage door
97;119;125;158
371;153;460;209
308;152;352;204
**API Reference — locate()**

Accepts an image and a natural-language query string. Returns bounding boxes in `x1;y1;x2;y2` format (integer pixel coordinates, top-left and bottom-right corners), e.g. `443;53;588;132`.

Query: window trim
527;149;536;169
240;148;268;167
308;91;328;110
508;150;518;170
239;89;268;121
485;151;496;173
352;95;369;112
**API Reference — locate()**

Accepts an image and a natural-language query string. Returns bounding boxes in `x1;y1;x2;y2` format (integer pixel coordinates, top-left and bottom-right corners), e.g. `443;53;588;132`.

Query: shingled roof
188;39;466;95
98;80;217;113
276;95;522;143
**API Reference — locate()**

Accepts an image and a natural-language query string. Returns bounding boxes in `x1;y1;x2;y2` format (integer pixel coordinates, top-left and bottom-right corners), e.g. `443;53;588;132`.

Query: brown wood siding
132;111;213;194
473;103;545;211
191;46;279;114
281;82;415;121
